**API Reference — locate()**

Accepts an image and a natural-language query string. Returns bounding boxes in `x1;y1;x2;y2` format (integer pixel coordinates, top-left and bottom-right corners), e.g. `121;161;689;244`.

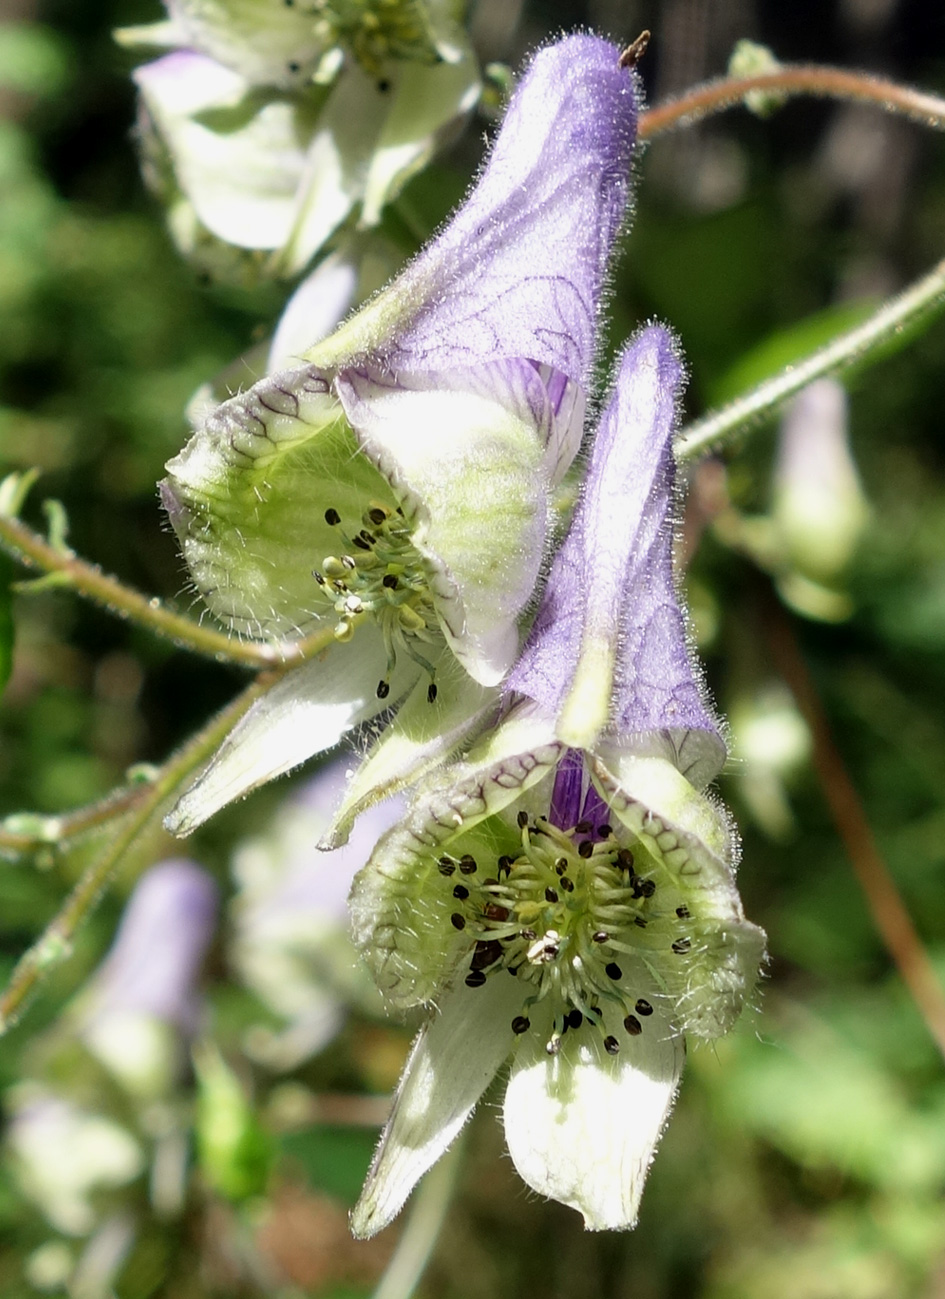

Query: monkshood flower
122;0;479;278
163;35;640;837
349;326;766;1235
772;378;869;620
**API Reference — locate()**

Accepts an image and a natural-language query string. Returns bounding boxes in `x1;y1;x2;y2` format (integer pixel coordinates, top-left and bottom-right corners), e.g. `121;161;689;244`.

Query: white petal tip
348;1200;388;1241
163;801;197;838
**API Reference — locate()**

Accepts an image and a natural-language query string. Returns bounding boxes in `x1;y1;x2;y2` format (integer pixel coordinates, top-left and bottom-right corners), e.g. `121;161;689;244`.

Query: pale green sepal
592;752;766;1039
351;978;521;1239
322;656;496;849
166;637;420;836
342;369;552;684
504;993;683;1231
360;48;480;227
163;372;395;639
349;704;561;1007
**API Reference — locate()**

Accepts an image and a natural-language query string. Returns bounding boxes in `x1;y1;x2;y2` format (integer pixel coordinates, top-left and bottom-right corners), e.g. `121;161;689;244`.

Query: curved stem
639;64;945;139
0;511;338;667
676;255;945;462
0;674;271;1033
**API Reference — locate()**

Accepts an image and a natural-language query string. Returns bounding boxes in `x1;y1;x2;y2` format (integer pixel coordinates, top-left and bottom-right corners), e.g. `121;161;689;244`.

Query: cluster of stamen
438;810;696;1056
313;504;439;702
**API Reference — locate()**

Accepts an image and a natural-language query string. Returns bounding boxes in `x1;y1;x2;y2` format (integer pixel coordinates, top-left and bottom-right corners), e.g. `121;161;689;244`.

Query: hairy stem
0;785;148;860
639;64;945;139
765;595;945;1065
0;675;272;1033
676;256;945;461
637;66;945;461
0;512;338;667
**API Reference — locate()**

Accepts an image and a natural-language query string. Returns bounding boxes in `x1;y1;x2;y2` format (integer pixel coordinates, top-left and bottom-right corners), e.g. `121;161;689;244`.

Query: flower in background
349;327;766;1235
79;859;219;1097
772;378;870;620
730;681;811;841
163;34;641;839
230;758;399;1071
119;0;480;280
5;1093;145;1237
4;860;218;1237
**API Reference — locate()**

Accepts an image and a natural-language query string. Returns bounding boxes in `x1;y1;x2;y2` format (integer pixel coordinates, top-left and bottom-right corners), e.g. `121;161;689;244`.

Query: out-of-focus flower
721;379;870;622
231;758;398;1070
349;327;766;1235
79;859;219;1097
193;1042;274;1202
121;0;480;279
730;682;812;839
163;35;640;838
773;378;870;620
5;1090;145;1236
3;862;217;1242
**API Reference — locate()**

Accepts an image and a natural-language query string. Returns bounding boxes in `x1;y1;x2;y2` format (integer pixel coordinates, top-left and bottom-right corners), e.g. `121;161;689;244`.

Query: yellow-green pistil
314;503;439;701
437;811;696;1056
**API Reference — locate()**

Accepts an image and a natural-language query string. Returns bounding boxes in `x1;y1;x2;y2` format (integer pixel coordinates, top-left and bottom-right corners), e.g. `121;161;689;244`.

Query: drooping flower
772;378;869;619
121;0;480;279
163;35;640;836
4;861;218;1236
78;859;219;1096
348;326;766;1235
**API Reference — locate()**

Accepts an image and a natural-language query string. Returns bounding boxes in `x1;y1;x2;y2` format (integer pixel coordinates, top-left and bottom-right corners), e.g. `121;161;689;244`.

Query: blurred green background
2;0;945;1296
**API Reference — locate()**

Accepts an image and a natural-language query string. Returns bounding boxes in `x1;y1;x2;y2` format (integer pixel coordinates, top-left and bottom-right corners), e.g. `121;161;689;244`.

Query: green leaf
709;298;876;407
280;1125;379;1206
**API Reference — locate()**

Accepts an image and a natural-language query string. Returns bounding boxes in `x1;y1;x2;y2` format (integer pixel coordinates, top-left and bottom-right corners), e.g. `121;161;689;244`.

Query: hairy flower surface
164;35;640;836
348;327;766;1235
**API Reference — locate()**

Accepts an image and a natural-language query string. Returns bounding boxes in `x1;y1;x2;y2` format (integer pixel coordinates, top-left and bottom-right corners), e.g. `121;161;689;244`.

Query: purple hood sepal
365;35;638;384
86;859;219;1033
509;326;726;788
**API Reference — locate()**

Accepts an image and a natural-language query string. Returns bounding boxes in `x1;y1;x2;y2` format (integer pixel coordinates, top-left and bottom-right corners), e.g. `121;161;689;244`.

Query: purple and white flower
163;35;641;837
348;327;766;1235
79;859;219;1096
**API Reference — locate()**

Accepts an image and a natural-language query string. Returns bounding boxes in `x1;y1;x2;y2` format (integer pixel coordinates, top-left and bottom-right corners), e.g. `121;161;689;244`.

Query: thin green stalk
0;674;271;1033
0;511;338;668
677;256;945;462
371;1139;464;1299
0;784;147;860
639;64;945;139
